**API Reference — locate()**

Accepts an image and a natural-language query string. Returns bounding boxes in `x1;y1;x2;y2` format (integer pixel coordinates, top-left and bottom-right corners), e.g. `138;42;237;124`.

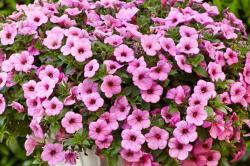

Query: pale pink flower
89;119;111;141
41;143;65;166
179;26;198;39
209;115;225;139
194;80;216;99
165;8;184;27
12;51;34;72
104;35;123;47
202;3;219;16
95;134;113;149
100;112;119;130
64;86;78;106
0;72;7;89
104;60;123;74
149;60;172;81
221;24;237;40
64;150;78;165
177;37;199;55
42;97;63;116
23;80;37;99
71;38;92;62
61;111;82;134
78;79;98;97
243;65;250;84
186;105;207;126
188;93;208;106
127;108;150;130
27;10;48;26
168;137;192;160
43;34;62;50
145;127;169;150
207;62;225;81
65;27;88;38
83;93;104;112
110;96;131;121
61;37;75;56
29;120;44;139
114;44;134;62
219;92;231;104
224;48;238;65
0;94;6;114
0;25;17;45
173;120;198;144
141;35;161;56
35;78;56;98
182;154;207;166
161;106;180;125
121;128;145;152
204;150;221;166
215;51;226;66
175;55;192;73
166;85;190;104
120;149;143;163
133;67;153;90
39;65;60;83
127;57;147;74
24;135;37;156
230;82;246;103
159;37;177;56
116;7;139;21
132;153;154;166
10;101;25;113
141;83;163;103
101;75;122;98
84;59;99;78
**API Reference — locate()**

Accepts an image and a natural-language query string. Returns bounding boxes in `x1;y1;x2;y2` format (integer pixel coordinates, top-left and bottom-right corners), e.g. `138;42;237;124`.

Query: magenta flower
168;137;192;160
141;83;163;103
120;149;143;163
224;48;238;65
219;92;232;105
101;75;121;98
104;60;123;74
110;96;131;121
127;57;147;74
114;44;134;62
149;60;172;81
204;150;221;166
24;135;37;156
42;97;63;116
71;38;92;62
84;59;99;78
145;127;169;150
35;78;56;98
0;94;6;115
207;62;225;82
177;37;199;55
209;115;225;139
121;128;145;152
0;25;17;45
173;120;198;144
127;108;150;130
41;143;65;166
83;93;104;111
159;37;177;56
64;150;78;165
89;119;111;141
141;35;161;56
133;67;153;90
182;154;207;166
61;111;82;134
194;80;216;100
186;105;207;126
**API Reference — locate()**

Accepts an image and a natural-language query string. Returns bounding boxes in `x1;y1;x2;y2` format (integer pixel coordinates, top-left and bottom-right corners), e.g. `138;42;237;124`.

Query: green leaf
193;66;208;78
187;54;204;67
205;106;215;117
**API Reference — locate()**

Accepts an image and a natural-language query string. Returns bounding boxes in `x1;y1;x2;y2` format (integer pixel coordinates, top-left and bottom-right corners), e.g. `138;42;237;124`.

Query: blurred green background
0;0;250;165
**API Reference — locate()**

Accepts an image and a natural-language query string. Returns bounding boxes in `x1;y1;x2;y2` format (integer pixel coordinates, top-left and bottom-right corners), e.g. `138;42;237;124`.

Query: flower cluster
0;0;249;165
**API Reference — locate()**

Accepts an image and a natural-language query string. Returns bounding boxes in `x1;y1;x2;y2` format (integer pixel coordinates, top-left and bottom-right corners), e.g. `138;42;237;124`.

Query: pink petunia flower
83;93;104;112
149;60;172;81
23;80;37;99
10;101;25;113
141;35;161;56
145;127;169;150
182;153;207;166
0;72;7;89
194;80;216;100
121;128;145;152
207;62;225;81
0;24;17;45
161;106;180;125
127;108;150;130
41;143;65;166
166;85;190;104
29;120;44;139
12;51;34;72
159;37;177;56
114;44;135;62
71;38;92;62
35;78;56;98
177;37;199;55
219;92;231;105
61;37;75;56
64;150;78;165
133;67;153;90
204;150;221;166
179;26;198;39
0;94;6;114
43;34;62;50
24;135;37;156
27;10;48;27
104;60;123;74
95;134;113;149
168;137;193;160
61;111;82;134
230;82;246;104
141;83;163;103
39;65;60;83
110;96;131;121
175;55;192;73
101;75;122;98
173;120;198;144
42;97;63;116
186;105;207;126
224;48;238;65
84;59;99;78
78;79;98;97
89;119;111;141
188;93;208;106
127;57;147;74
100;112;119;130
209;115;225;139
120;149;143;163
104;35;123;47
